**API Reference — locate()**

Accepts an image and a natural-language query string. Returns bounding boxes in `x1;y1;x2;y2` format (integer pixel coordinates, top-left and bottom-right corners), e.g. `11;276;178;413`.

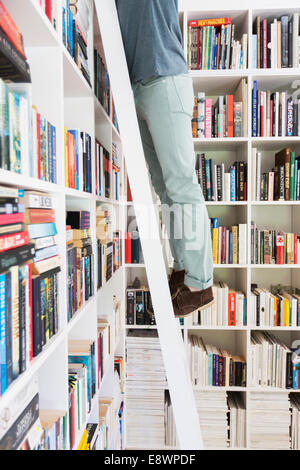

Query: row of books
94;49;110;116
97;319;111;387
32;105;57;183
62;0;91;85
188;17;248;70
112;142;121;201
253;147;300;201
192;80;247;138
126;288;155;326
252;81;300;137
190;283;246;327
252;14;300;69
77;423;100;450
37;0;58;31
96;206;113;288
0;188;61;397
95;140;110;198
251;222;300;265
195;153;247;201
250;285;300;327
211;219;247;265
188;335;246;387
66;212;94;322
0;1;31;83
250;331;300;389
68;339;97;449
125;231;143;265
64;129;92;193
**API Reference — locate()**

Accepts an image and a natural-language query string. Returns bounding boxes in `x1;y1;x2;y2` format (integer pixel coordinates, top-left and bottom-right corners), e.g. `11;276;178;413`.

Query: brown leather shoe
169;269;185;299
173;285;214;318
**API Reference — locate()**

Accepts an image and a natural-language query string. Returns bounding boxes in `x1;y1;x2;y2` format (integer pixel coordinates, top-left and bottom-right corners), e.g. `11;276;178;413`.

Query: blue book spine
5;271;12;387
229;231;233;264
27;223;58;239
243;296;247;326
252;80;258;137
230;166;236;201
293;363;299;389
208;353;213;386
62;1;67;46
0;273;6;395
69;130;79;190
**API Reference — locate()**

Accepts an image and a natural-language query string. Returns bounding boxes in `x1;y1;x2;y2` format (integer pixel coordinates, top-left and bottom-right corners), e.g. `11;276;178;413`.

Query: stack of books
96;205;113;288
192;79;247;138
194;390;228;448
252;80;300;137
250;331;293;388
249;392;291;449
126;330;167;449
188;335;246;387
64;129;92;193
22;191;61;359
97;319;111;386
190;283;246;327
250;285;300;327
126;288;155;326
37;0;58;31
66;211;94;321
252;147;300;201
94;49;110;116
196;153;247;201
227;393;246;448
251;221;300;265
95;140;111;198
62;0;91;85
211;218;247;265
290;394;300;449
68;339;97;449
0;1;31;82
187;17;248;70
252;14;300;69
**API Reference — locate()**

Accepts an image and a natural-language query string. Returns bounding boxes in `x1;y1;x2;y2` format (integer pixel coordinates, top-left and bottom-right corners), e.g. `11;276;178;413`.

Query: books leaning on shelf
252;147;300;201
37;0;58;31
188;335;246;387
251;221;300;265
211;218;247;265
0;1;31;83
95;139;111;198
252;80;300;137
66;213;94;321
64;128;92;193
94;48;110;116
97;318;111;386
249;392;291;449
62;0;91;85
68;339;97;449
189;283;246;327
192;79;247;138
252;13;300;69
195;153;247;201
126;287;155;326
187;17;248;70
250;284;300;327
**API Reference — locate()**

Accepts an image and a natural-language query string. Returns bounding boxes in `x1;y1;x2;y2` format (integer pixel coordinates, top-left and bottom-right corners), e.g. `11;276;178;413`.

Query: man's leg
135;75;213;292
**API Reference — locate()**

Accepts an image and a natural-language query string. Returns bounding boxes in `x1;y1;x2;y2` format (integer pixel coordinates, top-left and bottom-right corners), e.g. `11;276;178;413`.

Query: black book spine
0;28;31;83
201;154;207;200
216;165;222;201
286;351;293;388
53;273;59;335
239;162;245;201
48;275;54;339
32;277;42;357
279;165;285;200
293;101;298;136
260;19;264;69
267;21;271;68
18;269;26;374
288;19;293;68
0;244;35;274
235;162;240;200
5;271;12;387
135;290;144;325
126;291;135;325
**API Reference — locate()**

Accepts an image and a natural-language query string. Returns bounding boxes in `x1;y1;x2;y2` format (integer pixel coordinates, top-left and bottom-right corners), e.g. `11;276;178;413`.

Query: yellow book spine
212;227;218;264
283;298;289;327
64;127;68;187
77;429;88;450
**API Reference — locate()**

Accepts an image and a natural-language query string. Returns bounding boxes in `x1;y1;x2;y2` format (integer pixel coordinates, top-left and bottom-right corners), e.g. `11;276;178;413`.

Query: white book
238;224;247;265
256;151;261;201
224;173;230;201
251;147;257;201
197;92;205;138
217;284;223;326
242;34;247;69
293;13;299;68
275;91;280;137
252;34;257;69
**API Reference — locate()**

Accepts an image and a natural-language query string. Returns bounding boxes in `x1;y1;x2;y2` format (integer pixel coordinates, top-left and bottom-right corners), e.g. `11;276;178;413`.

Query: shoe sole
174;299;215;319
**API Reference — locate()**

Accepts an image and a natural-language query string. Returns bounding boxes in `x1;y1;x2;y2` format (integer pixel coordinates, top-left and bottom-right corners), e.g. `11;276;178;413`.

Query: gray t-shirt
115;0;188;83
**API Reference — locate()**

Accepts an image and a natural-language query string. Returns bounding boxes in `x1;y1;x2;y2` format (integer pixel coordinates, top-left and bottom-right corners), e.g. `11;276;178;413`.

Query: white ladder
94;0;203;450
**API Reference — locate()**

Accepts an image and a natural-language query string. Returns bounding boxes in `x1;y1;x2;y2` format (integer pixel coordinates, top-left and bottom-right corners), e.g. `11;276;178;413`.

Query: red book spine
221;226;226;264
28;263;33;362
26;209;55;224
228;292;236;326
37;113;41;180
0;231;29;252
294;234;297;264
260;103;264;137
125;232;132;264
127;179;133;202
0;213;24;226
45;0;52;21
270;100;273;137
226;95;234;138
263;19;267;68
0;2;26;59
276;235;284;264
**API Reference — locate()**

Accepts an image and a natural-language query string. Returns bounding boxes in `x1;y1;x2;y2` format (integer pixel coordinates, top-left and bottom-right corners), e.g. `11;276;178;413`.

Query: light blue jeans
132;74;213;290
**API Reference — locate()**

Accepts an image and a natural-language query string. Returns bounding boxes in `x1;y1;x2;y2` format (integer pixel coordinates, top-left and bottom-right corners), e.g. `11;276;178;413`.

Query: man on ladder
116;0;214;317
